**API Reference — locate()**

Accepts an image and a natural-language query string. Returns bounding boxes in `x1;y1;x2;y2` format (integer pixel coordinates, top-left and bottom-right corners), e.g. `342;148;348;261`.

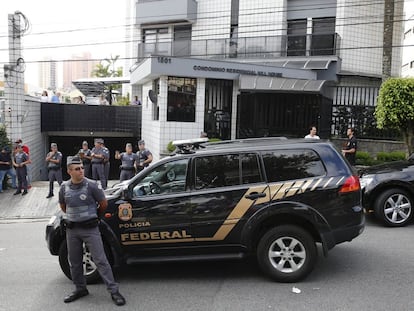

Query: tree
375;78;414;154
92;54;122;78
0;125;11;149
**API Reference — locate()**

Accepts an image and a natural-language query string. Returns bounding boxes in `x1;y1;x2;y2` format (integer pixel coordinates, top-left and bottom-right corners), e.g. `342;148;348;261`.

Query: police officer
78;141;92;178
91;138;107;189
45;143;63;198
59;156;126;306
115;143;138;182
102;143;110;182
12;144;30;195
136;140;153;173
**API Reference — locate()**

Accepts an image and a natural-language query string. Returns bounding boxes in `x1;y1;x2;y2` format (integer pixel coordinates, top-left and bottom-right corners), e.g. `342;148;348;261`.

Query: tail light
339;175;361;193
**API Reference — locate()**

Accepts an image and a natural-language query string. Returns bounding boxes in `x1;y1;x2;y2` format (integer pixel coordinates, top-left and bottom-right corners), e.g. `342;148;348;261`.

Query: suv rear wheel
374;188;413;227
257;225;317;282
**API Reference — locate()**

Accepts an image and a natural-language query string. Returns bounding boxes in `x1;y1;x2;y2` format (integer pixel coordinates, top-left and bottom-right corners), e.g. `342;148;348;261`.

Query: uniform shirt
47;151;62;168
0;152;12;170
58;178;105;222
103;147;110;163
137;148;152;167
120;152;138;169
78;148;92;164
91;147;105;164
14;151;29;165
344;136;357;165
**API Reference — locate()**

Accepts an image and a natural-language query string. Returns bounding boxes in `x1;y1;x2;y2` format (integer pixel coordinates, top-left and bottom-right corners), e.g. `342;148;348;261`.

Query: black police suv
359;155;414;227
46;138;364;283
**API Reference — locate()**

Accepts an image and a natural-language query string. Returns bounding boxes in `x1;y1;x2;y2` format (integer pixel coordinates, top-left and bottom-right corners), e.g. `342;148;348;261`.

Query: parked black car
46;138;364;283
359;156;414;226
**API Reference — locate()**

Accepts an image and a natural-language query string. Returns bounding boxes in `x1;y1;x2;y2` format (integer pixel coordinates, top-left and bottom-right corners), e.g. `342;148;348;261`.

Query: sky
0;0;130;88
1;0;414;89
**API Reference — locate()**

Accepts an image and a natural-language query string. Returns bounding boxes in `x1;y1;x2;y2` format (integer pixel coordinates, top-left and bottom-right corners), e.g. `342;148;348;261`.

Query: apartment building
402;14;414;77
129;0;403;160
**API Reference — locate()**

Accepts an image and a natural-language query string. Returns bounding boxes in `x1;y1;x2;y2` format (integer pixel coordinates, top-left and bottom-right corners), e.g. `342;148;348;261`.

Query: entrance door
204;79;233;140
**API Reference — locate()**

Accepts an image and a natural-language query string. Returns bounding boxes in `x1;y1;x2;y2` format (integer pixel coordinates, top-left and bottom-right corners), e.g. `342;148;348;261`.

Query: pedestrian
131;96;141;105
0;146;17;193
51;91;60;103
115;143;138;182
12;144;30;195
99;94;109;105
45;143;63;198
136;140;153;173
59;156;126;306
40;90;49;103
77;96;85;104
78;141;92;178
304;126;320;139
91;138;107;189
342;127;357;165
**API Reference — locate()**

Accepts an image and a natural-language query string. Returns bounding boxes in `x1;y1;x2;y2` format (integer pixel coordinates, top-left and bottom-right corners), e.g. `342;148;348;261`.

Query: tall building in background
62;52;98;90
402;14;414;77
38;58;57;90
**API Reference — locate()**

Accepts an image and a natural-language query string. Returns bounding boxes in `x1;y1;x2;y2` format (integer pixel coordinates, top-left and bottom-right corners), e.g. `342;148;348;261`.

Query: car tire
374;188;413;227
257;225;317;282
58;239;110;284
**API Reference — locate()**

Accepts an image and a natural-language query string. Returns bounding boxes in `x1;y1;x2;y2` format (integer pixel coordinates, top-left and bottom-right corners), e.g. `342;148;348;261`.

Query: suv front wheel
257;225;317;282
374;188;413;227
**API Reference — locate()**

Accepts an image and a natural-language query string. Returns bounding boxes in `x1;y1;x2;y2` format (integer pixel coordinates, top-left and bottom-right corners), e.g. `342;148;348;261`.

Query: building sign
157;56;282;78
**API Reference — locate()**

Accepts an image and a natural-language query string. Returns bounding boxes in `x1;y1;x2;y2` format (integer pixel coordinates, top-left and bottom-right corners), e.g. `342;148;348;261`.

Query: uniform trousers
66;225;119;294
48;168;62;195
119;169;135;182
92;163;107;189
83;163;91;179
16;166;28;191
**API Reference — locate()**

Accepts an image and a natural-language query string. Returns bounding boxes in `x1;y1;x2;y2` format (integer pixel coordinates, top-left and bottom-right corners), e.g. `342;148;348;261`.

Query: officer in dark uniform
91;138;107;189
342;127;357;165
115;143;138;182
136;140;153;173
45;143;63;198
12;144;30;195
78;141;92;178
59;156;126;306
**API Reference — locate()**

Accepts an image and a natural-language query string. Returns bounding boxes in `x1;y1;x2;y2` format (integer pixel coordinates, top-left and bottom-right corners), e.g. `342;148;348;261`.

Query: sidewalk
0;180;118;220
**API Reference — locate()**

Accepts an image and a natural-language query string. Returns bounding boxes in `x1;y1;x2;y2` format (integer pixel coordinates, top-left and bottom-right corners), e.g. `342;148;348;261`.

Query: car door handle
245;192;267;200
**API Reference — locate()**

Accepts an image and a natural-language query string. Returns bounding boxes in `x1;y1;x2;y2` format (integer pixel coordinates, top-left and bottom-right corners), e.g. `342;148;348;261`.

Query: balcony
136;0;197;25
138;33;340;61
41;103;142;136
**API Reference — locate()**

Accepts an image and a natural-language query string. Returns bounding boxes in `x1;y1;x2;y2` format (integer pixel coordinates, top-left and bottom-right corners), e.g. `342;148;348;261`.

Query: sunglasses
72;166;84;171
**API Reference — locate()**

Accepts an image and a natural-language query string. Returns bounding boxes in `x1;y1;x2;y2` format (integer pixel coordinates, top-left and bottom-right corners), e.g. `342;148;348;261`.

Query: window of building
262;149;325;182
167;76;196;122
173;25;192;56
152;78;159;121
142;27;170;56
311;17;336;56
287;19;307;56
194;153;262;189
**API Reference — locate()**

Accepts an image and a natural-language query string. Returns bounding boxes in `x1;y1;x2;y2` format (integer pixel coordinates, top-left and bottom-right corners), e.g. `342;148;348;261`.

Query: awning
72;77;130;96
239;75;326;93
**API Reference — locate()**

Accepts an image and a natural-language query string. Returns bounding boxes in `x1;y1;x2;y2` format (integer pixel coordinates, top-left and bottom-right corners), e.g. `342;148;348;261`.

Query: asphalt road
0;216;413;311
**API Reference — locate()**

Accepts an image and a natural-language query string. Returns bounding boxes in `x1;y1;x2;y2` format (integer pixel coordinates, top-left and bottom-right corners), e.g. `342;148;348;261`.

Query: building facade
402;14;414;77
130;0;403;161
62;52;98;90
38;58;57;91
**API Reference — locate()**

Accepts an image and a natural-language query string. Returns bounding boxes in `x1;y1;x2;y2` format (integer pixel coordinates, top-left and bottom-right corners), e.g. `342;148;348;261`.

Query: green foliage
375;78;414;153
376;151;406;162
0;125;11;149
355;151;376;166
167;141;176;153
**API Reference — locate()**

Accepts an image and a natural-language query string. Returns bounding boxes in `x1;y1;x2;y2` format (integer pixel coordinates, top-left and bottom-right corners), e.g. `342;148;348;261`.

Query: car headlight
47;215;57;226
359;177;374;190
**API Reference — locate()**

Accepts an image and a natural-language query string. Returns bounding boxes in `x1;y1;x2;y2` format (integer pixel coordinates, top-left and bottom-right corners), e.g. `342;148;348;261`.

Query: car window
194;153;262;189
262;149;325;182
132;158;189;197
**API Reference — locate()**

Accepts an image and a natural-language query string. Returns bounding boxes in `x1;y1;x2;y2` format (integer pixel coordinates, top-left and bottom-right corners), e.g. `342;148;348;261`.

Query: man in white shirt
304;126;320;139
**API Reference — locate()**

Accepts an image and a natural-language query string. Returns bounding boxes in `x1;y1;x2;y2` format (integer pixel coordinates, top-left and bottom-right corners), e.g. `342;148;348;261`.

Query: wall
330;138;408;157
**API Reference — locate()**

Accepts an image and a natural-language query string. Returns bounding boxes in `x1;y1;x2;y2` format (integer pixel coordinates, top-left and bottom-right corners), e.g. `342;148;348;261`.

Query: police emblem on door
118;203;133;221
